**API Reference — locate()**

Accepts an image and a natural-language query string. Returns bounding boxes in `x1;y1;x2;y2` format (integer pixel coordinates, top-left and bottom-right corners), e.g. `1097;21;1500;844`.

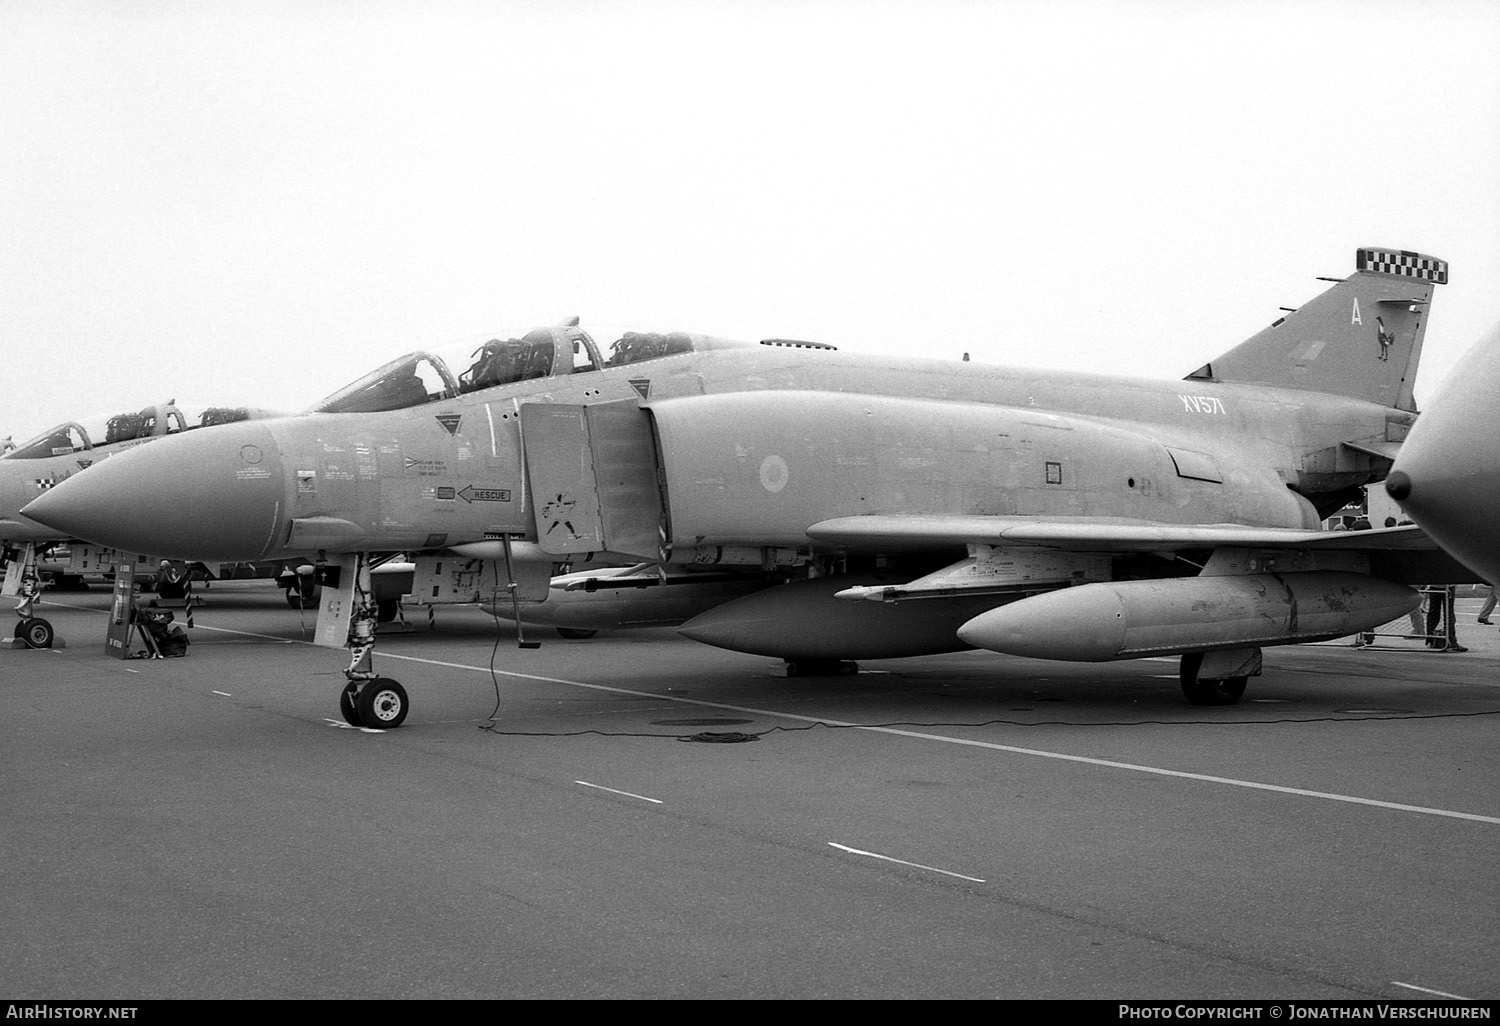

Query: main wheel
1179;653;1247;706
785;659;859;677
339;684;364;727
556;627;598;640
357;677;409;729
16;617;54;650
285;586;320;610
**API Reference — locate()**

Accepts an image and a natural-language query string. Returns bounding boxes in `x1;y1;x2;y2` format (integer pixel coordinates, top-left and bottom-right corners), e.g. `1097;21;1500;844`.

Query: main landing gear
281;564;321;609
784;659;860;677
1179;649;1258;706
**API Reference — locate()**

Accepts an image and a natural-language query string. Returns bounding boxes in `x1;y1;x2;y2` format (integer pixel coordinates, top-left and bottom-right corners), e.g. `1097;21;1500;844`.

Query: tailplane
1187;248;1447;411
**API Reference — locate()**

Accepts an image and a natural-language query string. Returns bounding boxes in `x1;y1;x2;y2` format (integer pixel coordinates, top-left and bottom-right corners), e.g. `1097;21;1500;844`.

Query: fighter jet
1384;322;1500;584
2;401;278;646
24;248;1475;726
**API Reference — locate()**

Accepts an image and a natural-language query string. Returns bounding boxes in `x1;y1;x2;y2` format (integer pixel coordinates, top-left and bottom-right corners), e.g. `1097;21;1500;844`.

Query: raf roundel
759;455;789;493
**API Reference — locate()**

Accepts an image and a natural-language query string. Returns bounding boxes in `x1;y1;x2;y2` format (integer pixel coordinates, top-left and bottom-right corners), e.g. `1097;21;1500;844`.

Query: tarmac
4;582;1498;999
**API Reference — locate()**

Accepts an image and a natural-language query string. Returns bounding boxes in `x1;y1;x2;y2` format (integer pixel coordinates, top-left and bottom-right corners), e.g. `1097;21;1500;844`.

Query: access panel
519;400;664;559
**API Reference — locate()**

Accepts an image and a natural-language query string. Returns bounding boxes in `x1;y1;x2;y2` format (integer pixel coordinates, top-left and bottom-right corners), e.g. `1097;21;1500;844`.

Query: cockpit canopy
4;404;259;460
311;321;722;415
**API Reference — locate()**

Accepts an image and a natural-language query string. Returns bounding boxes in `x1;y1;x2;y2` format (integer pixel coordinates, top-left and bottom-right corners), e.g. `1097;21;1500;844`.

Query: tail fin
1186;248;1447;411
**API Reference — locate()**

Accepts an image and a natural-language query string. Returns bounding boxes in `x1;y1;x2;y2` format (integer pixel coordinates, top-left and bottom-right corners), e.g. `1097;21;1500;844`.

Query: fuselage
21;336;1406;564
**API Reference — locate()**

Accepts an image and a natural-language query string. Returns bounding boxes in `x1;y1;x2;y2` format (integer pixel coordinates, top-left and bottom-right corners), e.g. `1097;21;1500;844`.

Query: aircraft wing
805;515;1440;553
803;516;1474;606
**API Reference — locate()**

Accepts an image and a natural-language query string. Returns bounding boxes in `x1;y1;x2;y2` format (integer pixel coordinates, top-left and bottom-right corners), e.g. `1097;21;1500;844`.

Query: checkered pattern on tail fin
1356;248;1448;285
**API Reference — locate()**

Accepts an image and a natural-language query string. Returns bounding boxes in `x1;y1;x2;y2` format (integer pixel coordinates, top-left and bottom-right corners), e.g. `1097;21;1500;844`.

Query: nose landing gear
335;554;411;729
7;543;56;650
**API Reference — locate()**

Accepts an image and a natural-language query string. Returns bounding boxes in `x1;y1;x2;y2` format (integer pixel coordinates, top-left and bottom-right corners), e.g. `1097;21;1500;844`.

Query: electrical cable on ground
476;706;1500;741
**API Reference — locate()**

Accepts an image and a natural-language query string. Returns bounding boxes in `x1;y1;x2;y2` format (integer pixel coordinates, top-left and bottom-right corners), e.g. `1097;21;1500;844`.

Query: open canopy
3;403;261;460
310;320;729;415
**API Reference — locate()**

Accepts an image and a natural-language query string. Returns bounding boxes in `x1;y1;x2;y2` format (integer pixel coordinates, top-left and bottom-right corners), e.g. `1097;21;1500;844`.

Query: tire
285;587;319;610
555;627;598;640
16;617;54;650
357;677;408;729
1179;653;1247;706
339;685;364;727
376;599;400;623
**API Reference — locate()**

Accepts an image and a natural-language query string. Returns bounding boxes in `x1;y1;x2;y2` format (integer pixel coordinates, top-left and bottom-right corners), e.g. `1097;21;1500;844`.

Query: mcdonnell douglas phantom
23;247;1475;727
1;401;277;647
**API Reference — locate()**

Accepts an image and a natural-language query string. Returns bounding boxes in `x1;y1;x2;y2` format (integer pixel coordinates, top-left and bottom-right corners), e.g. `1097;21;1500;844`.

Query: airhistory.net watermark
6;1007;138;1020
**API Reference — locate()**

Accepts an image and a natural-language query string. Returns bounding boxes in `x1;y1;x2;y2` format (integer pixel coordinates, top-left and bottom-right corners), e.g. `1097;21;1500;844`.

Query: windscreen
7;422;93;459
311;352;461;414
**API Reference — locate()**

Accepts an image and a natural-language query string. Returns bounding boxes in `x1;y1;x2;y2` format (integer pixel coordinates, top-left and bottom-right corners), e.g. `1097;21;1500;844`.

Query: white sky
2;0;1497;445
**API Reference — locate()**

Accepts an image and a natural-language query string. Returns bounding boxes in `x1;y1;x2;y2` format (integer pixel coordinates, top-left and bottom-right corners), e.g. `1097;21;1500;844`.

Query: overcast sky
2;0;1497;446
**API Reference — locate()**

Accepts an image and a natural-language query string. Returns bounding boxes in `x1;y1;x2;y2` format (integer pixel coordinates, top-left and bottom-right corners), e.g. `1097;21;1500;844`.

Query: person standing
1478;584;1497;625
1424;585;1469;652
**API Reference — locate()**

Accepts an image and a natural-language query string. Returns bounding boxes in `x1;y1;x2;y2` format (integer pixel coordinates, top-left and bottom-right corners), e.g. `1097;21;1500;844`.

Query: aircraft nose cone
21;422;287;561
1387;321;1500;583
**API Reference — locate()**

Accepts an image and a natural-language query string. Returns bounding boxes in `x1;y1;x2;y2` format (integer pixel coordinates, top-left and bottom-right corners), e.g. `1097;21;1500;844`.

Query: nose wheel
339;677;409;729
334;555;414;729
339;683;363;726
8;543;59;650
15;616;54;650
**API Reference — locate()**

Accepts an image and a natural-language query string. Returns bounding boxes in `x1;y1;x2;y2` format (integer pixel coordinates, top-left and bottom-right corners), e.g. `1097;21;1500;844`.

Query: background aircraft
1;401;283;647
1385;322;1500;584
24;248;1477;726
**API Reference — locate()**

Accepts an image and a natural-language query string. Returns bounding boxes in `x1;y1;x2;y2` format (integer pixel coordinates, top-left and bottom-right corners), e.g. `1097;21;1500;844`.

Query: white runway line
176;624;295;643
863;724;1500;826
575;780;663;804
102;618;1500;826
323;718;386;734
213;690;231;696
378;651;1500;826
828;842;985;883
1392;981;1471;1000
